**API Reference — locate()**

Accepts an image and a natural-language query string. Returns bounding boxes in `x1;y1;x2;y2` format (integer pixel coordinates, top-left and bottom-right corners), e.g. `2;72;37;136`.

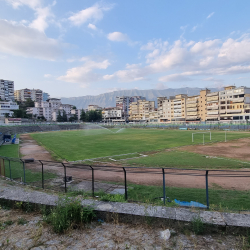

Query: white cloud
107;32;129;42
4;0;55;32
207;12;215;19
57;59;110;85
44;74;52;78
88;23;97;30
0;19;62;60
106;34;250;83
68;3;113;26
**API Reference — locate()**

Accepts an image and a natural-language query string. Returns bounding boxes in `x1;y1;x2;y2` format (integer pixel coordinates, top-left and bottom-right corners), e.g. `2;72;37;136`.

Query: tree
80;109;86;122
69;114;78;122
57;111;63;122
62;110;67;122
72;106;77;110
4;113;10;118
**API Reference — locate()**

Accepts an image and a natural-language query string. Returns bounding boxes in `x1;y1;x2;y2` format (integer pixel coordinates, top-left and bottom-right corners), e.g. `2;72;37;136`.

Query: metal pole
205;170;209;209
20;159;26;184
8;158;11;180
162;168;166;205
62;163;67;193
123;167;128;200
89;166;94;197
203;134;204;145
39;160;44;189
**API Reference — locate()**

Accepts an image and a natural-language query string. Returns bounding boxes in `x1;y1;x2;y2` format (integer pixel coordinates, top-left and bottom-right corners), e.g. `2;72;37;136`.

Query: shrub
43;197;96;233
191;216;204;235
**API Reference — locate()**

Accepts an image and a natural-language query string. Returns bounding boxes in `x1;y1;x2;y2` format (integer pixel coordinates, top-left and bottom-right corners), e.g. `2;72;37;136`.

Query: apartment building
129;100;155;121
0;79;14;101
116;96;146;121
219;86;250;121
171;94;187;122
42;92;50;101
0;101;19;118
88;104;102;111
206;91;219;121
102;107;123;122
15;88;43;102
186;95;200;122
157;97;172;122
27;98;73;121
199;89;210;122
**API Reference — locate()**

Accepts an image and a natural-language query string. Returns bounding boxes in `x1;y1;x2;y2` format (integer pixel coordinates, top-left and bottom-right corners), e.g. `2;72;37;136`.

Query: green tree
72;106;77;110
57;111;63;122
62;110;68;122
80;109;86;122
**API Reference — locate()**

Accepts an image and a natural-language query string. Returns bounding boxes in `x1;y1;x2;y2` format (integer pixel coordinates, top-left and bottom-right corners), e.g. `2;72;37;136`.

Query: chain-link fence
0;156;250;212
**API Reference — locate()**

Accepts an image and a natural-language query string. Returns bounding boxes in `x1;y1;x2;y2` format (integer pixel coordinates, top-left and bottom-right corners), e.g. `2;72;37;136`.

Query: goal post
192;131;211;143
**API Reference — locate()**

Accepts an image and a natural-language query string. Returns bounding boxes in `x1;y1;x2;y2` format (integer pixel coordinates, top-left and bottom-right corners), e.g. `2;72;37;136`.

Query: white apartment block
0;79;14;101
171;94;187;122
219;86;250;121
88;104;102;111
129;100;155;121
102;107;123;122
157;97;172;122
0;101;19;118
206;91;219;121
27;98;73;121
15;88;43;102
186;95;200;122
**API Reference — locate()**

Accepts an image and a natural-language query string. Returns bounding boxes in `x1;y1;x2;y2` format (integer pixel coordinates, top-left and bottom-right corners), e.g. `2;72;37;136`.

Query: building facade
102;107;122;122
0;101;19;118
15;88;43;102
0;79;14;101
129;100;155;122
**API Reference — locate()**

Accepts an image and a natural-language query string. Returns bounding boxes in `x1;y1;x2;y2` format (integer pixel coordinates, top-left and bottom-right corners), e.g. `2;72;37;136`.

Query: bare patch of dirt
180;137;250;162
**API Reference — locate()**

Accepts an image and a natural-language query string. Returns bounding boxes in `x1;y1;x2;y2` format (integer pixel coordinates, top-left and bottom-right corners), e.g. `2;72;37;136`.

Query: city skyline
1;0;250;97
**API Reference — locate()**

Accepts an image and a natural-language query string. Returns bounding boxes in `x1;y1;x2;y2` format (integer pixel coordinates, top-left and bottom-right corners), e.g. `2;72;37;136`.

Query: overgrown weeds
191;216;205;235
42;197;96;233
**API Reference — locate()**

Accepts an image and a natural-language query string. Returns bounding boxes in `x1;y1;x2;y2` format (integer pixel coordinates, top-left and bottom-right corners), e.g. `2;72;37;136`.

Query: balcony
227;109;242;114
186;103;198;108
207;96;218;102
186;108;198;112
207;105;218;110
187;111;198;116
186;100;198;104
233;97;244;103
207;111;219;115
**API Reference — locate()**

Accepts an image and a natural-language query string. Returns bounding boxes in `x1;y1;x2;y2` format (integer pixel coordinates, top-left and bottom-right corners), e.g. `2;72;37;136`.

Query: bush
43;197;96;233
191;216;204;235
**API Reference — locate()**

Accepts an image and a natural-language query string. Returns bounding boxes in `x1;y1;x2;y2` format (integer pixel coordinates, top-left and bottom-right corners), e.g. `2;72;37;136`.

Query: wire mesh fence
0;156;250;212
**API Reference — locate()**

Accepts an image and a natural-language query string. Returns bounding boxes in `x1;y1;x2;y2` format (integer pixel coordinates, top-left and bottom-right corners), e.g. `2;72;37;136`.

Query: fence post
20;159;26;184
89;165;94;197
205;170;209;209
39;160;44;189
123;167;127;200
7;158;11;180
162;168;166;205
61;163;67;193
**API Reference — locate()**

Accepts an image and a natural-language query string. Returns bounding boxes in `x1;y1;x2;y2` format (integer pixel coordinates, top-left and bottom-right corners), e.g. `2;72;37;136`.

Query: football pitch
30;128;250;163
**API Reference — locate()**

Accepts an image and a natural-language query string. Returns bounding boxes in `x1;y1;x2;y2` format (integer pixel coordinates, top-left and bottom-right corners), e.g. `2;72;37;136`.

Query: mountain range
61;87;220;109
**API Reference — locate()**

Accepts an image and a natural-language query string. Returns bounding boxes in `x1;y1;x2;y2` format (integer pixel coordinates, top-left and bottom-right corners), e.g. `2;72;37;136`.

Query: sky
1;0;250;98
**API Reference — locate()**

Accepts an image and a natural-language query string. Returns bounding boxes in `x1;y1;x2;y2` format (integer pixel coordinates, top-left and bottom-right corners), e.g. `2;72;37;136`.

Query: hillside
61;87;220;109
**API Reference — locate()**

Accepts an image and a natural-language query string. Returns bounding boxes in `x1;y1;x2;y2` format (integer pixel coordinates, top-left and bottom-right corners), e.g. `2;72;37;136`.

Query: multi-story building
88;104;102;111
186;95;200;122
206;91;219;121
102;107;123;122
171;94;187;122
27;98;73;121
199;89;210;122
42;92;50;101
219;86;250;121
157;97;172;122
15;88;43;102
116;96;146;121
129;100;155;121
0;101;19;118
0;79;14;101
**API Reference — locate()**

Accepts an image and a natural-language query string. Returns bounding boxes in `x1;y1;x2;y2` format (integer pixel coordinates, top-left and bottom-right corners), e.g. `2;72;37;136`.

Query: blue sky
0;0;250;97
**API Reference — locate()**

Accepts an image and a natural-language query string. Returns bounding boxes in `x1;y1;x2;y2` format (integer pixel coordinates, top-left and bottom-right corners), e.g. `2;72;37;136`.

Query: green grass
125;150;250;169
0;141;56;183
128;184;250;211
30;129;250;161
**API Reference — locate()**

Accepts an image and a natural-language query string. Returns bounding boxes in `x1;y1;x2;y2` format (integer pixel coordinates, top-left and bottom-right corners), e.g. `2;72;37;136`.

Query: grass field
30;128;250;162
0;143;55;183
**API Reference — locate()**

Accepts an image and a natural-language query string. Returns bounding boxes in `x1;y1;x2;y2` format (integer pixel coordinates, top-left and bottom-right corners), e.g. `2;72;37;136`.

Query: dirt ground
19;134;250;191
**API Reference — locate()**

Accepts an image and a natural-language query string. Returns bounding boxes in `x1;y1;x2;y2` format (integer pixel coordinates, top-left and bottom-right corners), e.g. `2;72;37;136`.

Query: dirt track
20;134;250;191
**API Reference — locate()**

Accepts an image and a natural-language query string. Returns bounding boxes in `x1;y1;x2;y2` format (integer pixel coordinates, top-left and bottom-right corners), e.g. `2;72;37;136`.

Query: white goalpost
192;131;211;145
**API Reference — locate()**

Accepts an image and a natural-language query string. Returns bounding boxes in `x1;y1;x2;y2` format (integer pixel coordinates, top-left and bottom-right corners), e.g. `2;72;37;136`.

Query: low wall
0;123;84;135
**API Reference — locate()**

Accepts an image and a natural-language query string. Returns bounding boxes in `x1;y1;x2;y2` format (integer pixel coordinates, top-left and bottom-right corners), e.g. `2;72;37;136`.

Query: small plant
43;196;96;233
191;216;205;235
99;194;125;202
17;218;28;225
5;220;14;226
